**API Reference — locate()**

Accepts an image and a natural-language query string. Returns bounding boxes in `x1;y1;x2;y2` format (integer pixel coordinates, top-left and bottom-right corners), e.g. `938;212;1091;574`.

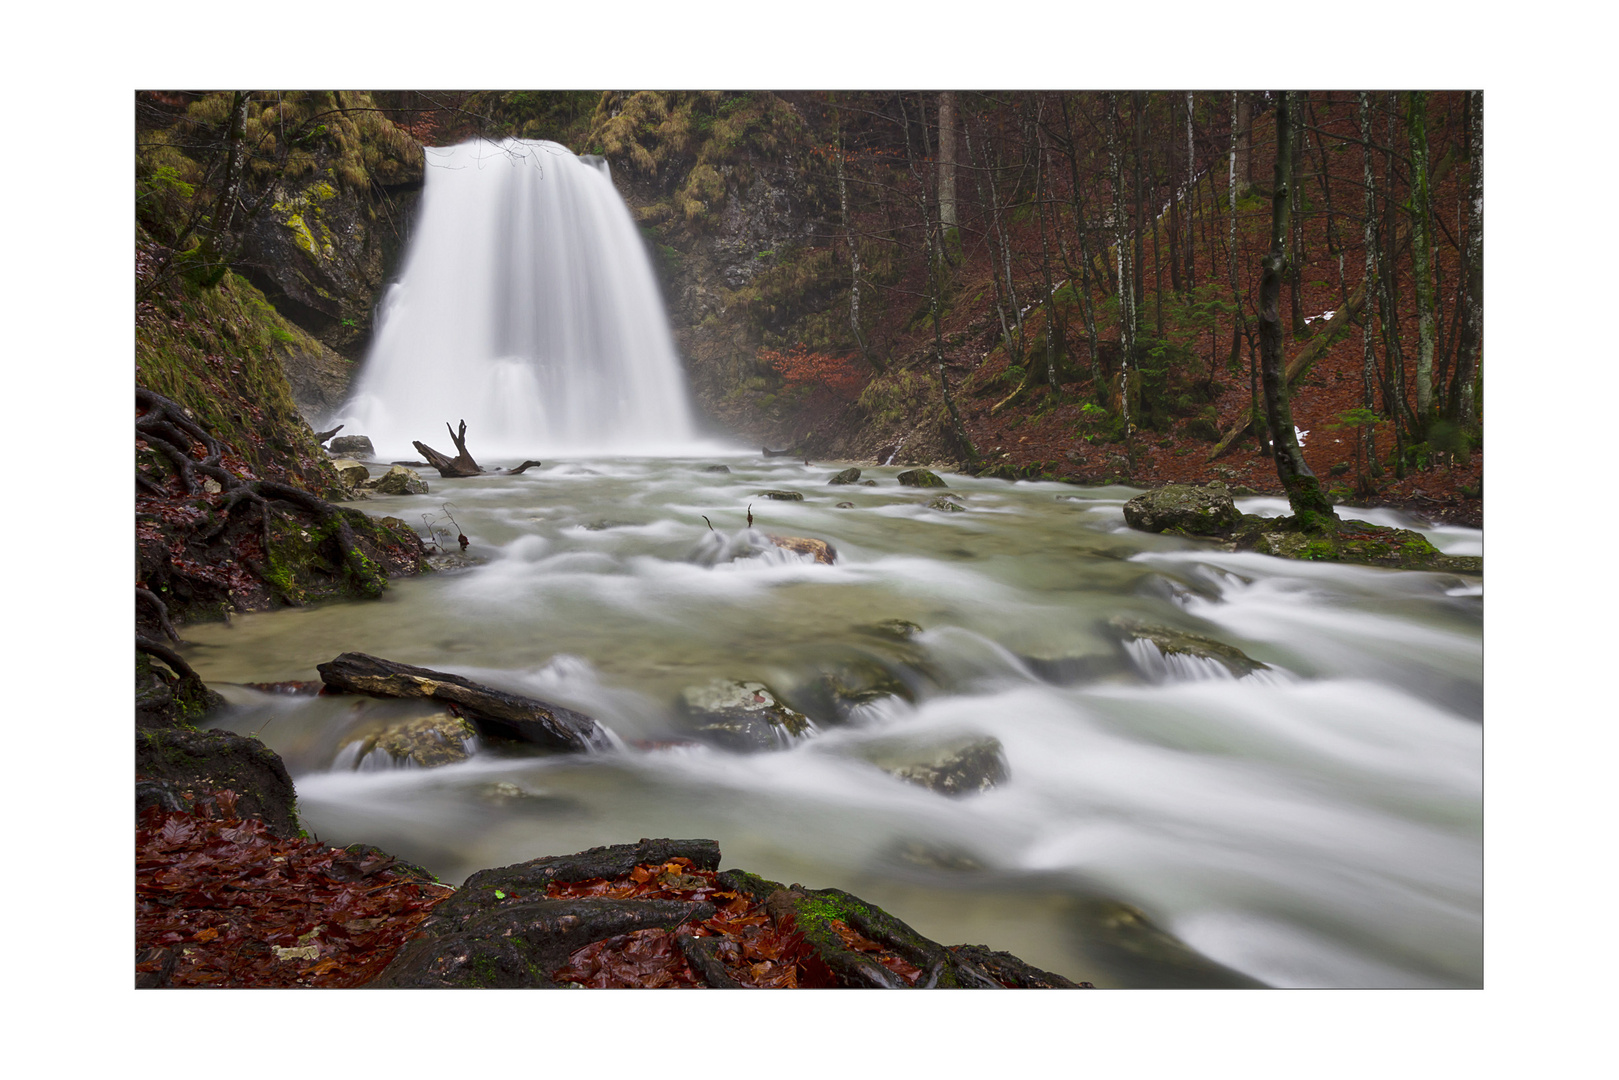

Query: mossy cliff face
579;93;841;447
135;262;341;496
138;91;425;420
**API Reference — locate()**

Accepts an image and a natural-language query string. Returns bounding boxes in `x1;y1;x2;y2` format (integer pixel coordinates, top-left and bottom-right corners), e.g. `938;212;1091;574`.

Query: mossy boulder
331;458;370;490
827;467;862;485
897;468;948;488
370;465;429;495
1226;515;1483;574
927;495;966;513
135;728;301;839
329;435;376;458
1123;482;1240;535
678;678;815;751
340;712;477;768
1111;619;1269;678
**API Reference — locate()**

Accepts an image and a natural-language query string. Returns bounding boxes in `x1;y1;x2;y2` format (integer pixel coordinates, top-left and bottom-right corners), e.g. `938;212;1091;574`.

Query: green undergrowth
137;259;341;497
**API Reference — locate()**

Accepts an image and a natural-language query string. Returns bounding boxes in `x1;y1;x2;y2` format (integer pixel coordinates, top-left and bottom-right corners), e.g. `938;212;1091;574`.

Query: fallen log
316;652;611;752
313;424;344;446
762;445;794;457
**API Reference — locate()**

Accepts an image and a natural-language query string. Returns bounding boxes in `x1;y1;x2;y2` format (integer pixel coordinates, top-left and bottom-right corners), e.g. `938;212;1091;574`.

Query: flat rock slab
317;652;611;752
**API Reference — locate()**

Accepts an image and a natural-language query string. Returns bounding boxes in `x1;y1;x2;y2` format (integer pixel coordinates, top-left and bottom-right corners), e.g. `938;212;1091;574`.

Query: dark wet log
312;424;344;445
413;420;484;477
316;652;611;752
503;460;543;475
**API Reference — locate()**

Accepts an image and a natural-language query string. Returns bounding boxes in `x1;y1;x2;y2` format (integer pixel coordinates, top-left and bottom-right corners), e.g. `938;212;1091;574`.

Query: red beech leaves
135;791;452;988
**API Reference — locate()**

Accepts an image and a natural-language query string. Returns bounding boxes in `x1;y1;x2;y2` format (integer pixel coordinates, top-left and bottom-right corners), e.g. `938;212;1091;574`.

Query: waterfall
338;139;700;458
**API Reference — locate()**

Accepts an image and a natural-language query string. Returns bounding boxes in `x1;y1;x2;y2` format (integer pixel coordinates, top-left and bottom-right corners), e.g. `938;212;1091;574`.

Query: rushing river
185;457;1482;988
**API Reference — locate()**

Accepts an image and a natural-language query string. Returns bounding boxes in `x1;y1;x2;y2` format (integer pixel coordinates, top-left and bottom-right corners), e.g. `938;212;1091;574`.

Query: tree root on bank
137;387;404;610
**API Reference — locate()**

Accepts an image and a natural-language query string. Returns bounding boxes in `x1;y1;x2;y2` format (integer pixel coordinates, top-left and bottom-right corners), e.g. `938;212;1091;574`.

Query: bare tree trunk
1186;92;1197;287
1234;91;1253;196
938;91;958;232
834;122;877;371
1407;90;1436;434
1259;92;1335;526
1108;93;1135;432
1359;92;1383;478
1227;92;1245;380
1288;93;1307;336
1451;89;1482;428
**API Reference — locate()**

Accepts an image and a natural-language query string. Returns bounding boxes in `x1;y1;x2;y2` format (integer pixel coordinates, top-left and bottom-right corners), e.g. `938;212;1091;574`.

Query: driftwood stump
414;420;483;477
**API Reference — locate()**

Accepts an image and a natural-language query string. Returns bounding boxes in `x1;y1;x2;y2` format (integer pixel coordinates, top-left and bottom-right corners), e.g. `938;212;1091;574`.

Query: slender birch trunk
1359;92;1382;477
938;91;958;233
1407;91;1436;433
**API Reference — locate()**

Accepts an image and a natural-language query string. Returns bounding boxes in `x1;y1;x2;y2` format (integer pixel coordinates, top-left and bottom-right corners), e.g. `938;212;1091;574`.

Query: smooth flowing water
185;463;1483;988
336;139;701;457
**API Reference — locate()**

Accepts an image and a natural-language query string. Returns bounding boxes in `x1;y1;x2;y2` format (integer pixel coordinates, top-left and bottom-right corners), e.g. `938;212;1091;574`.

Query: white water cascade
339;139;701;458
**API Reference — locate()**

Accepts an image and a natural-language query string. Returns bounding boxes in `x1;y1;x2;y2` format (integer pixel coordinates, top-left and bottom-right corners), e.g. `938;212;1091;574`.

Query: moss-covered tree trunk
1259;92;1335;528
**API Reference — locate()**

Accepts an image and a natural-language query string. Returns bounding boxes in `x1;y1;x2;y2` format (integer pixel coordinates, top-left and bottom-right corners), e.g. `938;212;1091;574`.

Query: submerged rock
827;467;862;485
757;489;803;501
1122;482;1239;535
341;712;477;768
679;678;814;751
765;534;838;565
897;469;948;488
369;465;429;496
864;736;1009;797
1070;898;1265;988
700;464;731;473
1111;618;1269;678
863;618;922;641
927;496;966;513
328;435;376;458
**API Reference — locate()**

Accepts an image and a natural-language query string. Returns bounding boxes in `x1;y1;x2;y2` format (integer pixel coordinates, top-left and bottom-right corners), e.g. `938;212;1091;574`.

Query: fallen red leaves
135;791;452;988
548;859;851;988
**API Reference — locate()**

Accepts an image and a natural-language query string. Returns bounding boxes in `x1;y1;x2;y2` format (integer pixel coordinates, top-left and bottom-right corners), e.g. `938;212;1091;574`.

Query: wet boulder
1111;618;1269;678
331;458;370;491
897;469;948;488
863;736;1009;797
700;464;731;474
679;679;814;751
369;465;429;496
328;435;376;458
340;712;477;768
927;496;966;513
1070;898;1265;988
1122;482;1240;535
765;534;838;565
827;467;862;485
757;489;803;501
